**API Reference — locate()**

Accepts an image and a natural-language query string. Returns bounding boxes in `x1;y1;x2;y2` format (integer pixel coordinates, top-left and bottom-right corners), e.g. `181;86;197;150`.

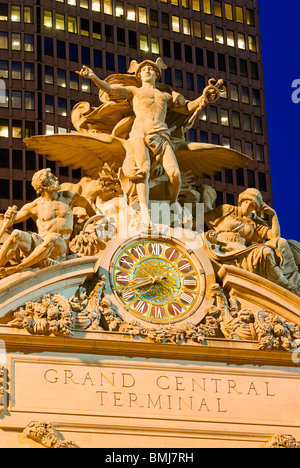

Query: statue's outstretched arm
76;66;132;99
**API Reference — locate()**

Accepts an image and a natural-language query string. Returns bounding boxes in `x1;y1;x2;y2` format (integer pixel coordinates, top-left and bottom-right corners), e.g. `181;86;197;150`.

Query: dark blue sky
259;0;300;240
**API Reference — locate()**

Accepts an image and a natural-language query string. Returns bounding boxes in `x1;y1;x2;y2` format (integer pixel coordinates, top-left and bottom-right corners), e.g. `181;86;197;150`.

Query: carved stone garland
23;421;75;448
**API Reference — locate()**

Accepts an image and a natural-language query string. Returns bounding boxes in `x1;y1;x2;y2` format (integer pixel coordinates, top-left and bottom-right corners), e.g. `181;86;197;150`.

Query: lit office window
183;18;191;35
24;6;34;23
44;10;53;28
80;18;89;36
214;1;222;17
216;27;224;44
254;116;263;134
243;114;252;132
12;61;21;79
0;4;8;21
92;0;100;12
245;142;253;159
256;144;264;162
236;6;244;23
0;60;8;78
227;30;235;47
0;120;9;137
193;21;201;38
11;5;21;22
238;33;246;50
192;0;200;11
127;4;136;21
199;109;207;121
25;63;34;80
81;78;90;93
0;32;7;49
12;33;21;50
12;121;22;139
80;0;88;8
57;69;67;88
104;0;112;15
225;3;233;20
58;97;67;117
230;84;238;102
46;124;55;135
58;127;67;134
204;24;213;41
248;35;257;52
68;16;77;33
203;0;211;14
247;9;255;26
182;0;189;8
140;34;148;52
151;37;160;54
172;16;180;33
139;7;147;24
70;71;79;90
24;35;34;52
68;0;77;5
221;109;229;126
45;66;54;84
56;13;65;30
232;111;241;129
25;92;35;110
0;89;8;107
116;1;124;17
171;0;179;6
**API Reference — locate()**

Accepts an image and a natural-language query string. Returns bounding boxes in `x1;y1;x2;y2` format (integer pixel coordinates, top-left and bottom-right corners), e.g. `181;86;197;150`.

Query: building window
24;6;34;23
94;49;102;68
45;66;54;84
227;31;235;47
0;4;8;21
210;106;218;124
117;27;125;46
230;84;238;102
116;1;124;17
225;3;233;20
70;71;79;90
0;119;9;138
175;70;183;88
68;16;77;33
183;18;191;35
247;170;255;188
92;0;100;12
12;33;21;51
0;89;8;108
58;97;67;116
207;50;215;68
0;60;8;78
80;0;89;8
106;52;115;71
232;111;241;129
240;59;248;77
251;62;259;80
128;30;137;49
237;33;246;50
81;78;90;93
140;34;148;52
186;72;194;90
105;24;113;43
12;121;22;139
256;144;265;162
24;35;34;52
233;139;242;153
185;45;193;63
243;114;252;132
236;6;244;23
216;27;224;44
150;9;158;27
12;90;22;109
25;92;35;110
45;95;54;113
104;0;112;15
44;37;53;56
25;63;34;80
247;9;255;26
252;89;261;107
203;0;211;14
127;4;136;21
241;86;250;104
163;39;171;58
174;42;182;60
151;37;160;54
56;13;65;30
204;24;213;41
118;55;126;73
80;18;89;36
57;68;66;87
0;149;9;168
214;1;222;17
221;109;229;126
0;179;9;198
44;10;53;28
12;61;21;79
81;46;90;65
248;35;257;53
254;116;263;134
139;7;147;24
172;16;180;33
258;172;267;192
194;21;201;38
192;0;200;11
245;142;253;159
0;32;8;49
11;5;21;22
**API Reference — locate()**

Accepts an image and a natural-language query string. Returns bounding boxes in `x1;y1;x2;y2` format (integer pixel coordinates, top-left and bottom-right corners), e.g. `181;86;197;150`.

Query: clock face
110;237;205;324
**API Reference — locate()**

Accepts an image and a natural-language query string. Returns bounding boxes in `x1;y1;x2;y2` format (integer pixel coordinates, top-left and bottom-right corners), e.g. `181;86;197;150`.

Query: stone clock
95;228;216;328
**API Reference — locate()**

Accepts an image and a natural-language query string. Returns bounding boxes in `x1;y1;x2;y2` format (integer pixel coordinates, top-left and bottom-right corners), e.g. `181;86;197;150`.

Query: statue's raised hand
76;65;96;80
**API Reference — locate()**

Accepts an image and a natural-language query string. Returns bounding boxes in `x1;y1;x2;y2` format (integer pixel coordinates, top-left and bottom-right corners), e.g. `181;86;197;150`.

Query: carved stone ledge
23;421;76;448
0;366;5;414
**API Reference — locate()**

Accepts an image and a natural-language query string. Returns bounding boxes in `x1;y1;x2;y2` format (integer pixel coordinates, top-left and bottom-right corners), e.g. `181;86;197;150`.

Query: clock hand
122;276;155;293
